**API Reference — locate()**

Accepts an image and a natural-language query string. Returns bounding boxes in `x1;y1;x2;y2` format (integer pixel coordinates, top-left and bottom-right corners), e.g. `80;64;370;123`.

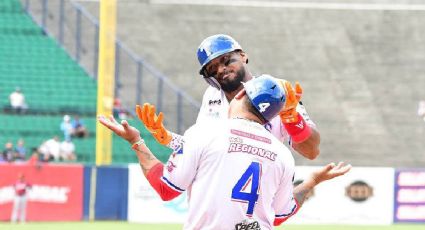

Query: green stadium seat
0;0;171;164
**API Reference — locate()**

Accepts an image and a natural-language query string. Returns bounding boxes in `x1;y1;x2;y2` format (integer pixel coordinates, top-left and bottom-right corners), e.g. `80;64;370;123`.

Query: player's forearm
132;139;181;201
292;127;320;160
132;140;162;176
293;177;317;207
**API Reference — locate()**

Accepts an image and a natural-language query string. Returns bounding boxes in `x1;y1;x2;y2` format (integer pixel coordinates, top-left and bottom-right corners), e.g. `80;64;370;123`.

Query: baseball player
11;173;31;223
98;76;351;229
137;34;320;161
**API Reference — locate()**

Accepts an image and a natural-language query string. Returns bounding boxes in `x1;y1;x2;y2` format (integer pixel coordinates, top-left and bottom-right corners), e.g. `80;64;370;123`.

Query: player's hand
278;80;303;123
97;115;141;145
136;103;172;145
311;162;352;186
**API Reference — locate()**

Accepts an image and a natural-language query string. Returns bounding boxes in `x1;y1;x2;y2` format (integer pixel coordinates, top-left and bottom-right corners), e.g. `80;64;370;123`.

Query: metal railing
22;0;200;134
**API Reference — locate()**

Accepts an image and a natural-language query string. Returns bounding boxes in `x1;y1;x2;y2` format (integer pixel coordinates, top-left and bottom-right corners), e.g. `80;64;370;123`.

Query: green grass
0;222;423;230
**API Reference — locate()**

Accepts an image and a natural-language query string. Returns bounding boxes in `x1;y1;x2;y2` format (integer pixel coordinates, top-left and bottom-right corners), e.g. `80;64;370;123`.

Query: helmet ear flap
200;68;208;78
200;67;221;90
204;77;221;90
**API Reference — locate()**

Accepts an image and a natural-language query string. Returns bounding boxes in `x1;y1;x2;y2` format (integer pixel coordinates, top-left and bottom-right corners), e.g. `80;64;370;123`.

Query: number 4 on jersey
231;162;262;216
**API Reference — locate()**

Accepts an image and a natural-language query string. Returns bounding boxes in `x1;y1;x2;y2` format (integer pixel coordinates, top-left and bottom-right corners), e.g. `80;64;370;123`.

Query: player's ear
239;51;248;64
235;88;246;100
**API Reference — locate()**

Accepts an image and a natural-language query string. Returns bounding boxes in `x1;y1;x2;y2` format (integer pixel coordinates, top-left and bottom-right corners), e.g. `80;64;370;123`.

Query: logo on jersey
166;161;177;173
171;141;184;154
208;99;221;105
228;143;276;161
231;129;271;144
235;219;261;230
229;136;243;144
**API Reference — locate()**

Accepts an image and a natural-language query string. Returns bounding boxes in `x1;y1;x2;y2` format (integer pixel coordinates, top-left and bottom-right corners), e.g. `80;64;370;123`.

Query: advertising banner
394;169;425;223
127;164;188;223
286;166;394;225
0;163;83;221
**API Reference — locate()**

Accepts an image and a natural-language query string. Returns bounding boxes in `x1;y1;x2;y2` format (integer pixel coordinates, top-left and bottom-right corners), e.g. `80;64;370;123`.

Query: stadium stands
0;0;171;164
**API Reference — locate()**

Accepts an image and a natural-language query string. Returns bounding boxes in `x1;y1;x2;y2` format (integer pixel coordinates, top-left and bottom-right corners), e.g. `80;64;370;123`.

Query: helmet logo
199;40;213;57
258;103;270;113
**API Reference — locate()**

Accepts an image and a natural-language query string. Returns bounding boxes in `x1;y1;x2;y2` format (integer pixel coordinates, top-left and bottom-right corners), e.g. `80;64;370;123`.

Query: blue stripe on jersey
275;203;298;218
161;176;185;192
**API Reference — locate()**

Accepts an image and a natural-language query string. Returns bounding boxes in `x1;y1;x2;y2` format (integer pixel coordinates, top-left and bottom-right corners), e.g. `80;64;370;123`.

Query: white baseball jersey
162;118;297;229
197;85;316;144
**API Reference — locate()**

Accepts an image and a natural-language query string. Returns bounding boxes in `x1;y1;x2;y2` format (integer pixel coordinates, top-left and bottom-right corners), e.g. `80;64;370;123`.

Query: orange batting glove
278;80;303;123
136;103;172;146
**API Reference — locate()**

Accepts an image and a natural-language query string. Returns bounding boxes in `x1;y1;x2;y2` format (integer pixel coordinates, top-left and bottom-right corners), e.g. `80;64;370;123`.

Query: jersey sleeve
161;125;204;193
272;161;299;226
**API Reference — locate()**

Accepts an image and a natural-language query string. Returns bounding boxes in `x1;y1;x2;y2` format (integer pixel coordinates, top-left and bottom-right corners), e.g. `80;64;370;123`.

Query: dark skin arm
292;126;320;160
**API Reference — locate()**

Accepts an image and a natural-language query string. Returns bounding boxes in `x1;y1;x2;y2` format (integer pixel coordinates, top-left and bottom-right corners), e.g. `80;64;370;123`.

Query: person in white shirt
98;76;351;229
9;87;27;114
60;139;76;161
138;34;320;161
38;136;61;161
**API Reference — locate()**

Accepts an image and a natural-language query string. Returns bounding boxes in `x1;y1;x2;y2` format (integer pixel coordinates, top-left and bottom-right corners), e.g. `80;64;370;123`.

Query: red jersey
14;181;31;196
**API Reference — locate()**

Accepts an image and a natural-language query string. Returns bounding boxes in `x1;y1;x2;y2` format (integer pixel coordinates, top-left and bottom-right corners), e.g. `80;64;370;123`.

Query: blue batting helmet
243;75;286;122
197;34;242;75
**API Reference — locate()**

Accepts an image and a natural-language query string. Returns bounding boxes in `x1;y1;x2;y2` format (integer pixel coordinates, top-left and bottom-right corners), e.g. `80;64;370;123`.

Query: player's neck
230;110;262;125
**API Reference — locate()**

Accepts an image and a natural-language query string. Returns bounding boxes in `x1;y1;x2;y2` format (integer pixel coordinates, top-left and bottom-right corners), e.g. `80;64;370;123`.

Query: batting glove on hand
278;80;303;123
136;103;172;146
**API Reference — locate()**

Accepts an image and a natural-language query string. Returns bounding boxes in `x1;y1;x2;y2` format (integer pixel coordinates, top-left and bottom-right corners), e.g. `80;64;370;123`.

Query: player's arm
290;104;320;160
274;162;351;226
293;162;351;207
97;115;181;201
279;81;320;160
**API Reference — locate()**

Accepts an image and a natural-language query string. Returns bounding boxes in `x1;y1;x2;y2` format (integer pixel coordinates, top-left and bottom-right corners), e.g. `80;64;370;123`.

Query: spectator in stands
418;100;425;122
14;139;26;162
11;173;31;224
2;141;16;162
9;87;28;114
113;98;129;119
28;147;42;163
60;115;73;141
27;147;46;170
59;139;76;161
71;115;89;138
38;136;61;162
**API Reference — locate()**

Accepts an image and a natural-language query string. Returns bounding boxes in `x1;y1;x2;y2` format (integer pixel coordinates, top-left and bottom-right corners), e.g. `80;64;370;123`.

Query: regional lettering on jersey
228;143;276;161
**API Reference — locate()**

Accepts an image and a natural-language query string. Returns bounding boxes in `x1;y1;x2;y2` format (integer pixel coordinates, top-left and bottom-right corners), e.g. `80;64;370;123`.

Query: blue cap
197;34;242;75
243;75;286;122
